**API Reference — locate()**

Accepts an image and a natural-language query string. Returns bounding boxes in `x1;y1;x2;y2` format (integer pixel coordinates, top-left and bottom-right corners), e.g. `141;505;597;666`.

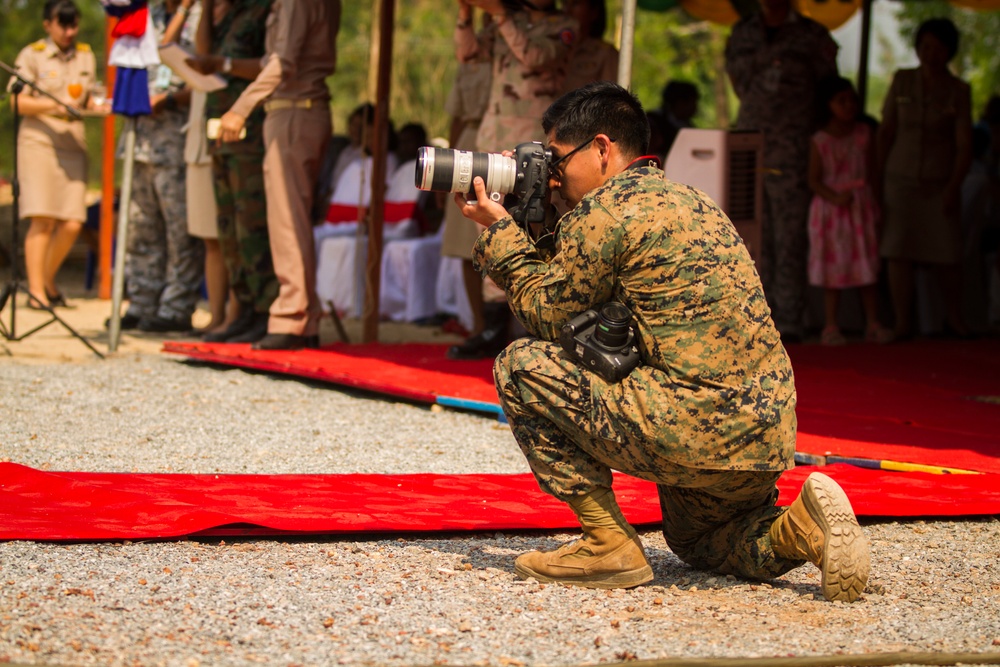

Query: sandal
45;290;69;308
865;325;894;344
25;294;52;311
820;327;847;346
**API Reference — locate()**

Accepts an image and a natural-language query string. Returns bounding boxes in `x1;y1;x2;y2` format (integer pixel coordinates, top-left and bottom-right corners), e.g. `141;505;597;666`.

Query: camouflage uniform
456;11;577;152
121;2;204;322
725;12;838;338
441;58;492;260
562;36;619;94
206;0;278;315
473;165;802;580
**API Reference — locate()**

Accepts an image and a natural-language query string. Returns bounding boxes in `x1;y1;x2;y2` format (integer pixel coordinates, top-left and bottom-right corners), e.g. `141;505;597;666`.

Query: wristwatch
222;57;233;74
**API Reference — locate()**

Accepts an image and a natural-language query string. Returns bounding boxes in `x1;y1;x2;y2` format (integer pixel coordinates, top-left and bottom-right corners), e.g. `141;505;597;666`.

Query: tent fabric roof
642;0;1000;30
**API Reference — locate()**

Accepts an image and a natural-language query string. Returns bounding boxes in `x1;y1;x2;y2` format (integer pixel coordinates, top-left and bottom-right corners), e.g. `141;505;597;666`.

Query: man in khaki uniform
450;0;577;359
8;0;101;310
457;82;870;603
219;0;341;350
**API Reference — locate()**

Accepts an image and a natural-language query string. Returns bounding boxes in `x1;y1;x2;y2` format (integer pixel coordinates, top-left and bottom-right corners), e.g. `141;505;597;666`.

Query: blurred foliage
2;0;997;190
894;0;1000;119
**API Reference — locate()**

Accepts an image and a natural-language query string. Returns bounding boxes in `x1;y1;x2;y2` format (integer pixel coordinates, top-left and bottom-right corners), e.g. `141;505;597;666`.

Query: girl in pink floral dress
807;76;893;345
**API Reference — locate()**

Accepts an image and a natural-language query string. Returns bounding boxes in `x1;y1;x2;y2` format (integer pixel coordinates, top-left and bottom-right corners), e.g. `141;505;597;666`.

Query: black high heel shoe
45;290;70;308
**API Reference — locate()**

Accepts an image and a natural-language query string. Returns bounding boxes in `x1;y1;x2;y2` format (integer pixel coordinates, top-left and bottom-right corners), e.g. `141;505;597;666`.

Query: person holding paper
117;0;205;333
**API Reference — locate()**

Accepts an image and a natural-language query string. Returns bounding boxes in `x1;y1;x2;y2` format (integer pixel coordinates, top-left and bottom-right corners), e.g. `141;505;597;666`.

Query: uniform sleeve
7;46;35;94
472;202;620;342
724;22;757;100
498;15;573;69
601;44;620;83
228;53;282;118
812;25;839;81
456;22;492;64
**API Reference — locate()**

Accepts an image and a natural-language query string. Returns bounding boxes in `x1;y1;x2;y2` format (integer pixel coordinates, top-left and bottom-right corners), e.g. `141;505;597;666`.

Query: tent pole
363;0;395;343
108;116;136;353
857;0;874;112
617;0;636;87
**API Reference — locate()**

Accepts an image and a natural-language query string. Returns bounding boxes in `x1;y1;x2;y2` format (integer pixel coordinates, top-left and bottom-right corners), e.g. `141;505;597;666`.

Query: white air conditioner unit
663;129;763;265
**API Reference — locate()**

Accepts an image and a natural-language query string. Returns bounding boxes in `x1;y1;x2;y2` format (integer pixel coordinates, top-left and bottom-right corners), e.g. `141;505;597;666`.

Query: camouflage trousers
494;337;802;581
758;169;812;338
213;151;278;314
125;162;204;321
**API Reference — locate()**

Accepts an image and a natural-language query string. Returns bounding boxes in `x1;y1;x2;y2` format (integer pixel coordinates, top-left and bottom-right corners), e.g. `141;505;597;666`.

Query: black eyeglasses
547;135;597;181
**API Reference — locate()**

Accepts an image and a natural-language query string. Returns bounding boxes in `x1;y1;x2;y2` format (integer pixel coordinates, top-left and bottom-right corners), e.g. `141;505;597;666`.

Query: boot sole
514;562;654;590
801;472;870;602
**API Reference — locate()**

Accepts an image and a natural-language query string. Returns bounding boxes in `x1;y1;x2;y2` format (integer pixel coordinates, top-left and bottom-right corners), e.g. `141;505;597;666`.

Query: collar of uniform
43;37;77;62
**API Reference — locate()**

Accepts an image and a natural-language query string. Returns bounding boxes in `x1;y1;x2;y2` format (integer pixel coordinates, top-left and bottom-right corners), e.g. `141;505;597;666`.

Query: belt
263;98;323;113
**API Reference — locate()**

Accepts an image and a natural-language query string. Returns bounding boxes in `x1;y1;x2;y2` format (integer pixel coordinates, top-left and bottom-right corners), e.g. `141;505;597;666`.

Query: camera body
559;302;641;383
415;142;550;226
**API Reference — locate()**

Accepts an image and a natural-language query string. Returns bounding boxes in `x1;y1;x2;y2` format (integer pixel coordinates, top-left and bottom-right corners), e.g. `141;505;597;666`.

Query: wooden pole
856;0;874;112
362;0;395;343
99;16;117;300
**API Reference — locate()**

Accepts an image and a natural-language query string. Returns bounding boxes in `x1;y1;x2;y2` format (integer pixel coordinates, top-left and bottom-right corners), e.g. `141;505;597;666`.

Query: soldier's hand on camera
454;176;508;228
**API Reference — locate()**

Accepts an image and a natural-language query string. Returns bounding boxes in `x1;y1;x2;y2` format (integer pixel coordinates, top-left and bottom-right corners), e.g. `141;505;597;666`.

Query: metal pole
617;0;636;88
109;116;136;353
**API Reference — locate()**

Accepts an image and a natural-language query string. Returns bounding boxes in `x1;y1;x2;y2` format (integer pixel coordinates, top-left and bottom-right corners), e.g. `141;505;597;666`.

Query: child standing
807;76;893;345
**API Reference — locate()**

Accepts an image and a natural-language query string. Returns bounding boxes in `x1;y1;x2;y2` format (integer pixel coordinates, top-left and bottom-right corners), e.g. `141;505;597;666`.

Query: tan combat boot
514;488;654;589
769;472;870;602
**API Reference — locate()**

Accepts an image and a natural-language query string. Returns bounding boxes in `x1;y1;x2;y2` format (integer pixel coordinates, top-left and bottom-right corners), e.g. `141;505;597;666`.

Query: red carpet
164;339;1000;473
1;339;996;542
2;462;998;541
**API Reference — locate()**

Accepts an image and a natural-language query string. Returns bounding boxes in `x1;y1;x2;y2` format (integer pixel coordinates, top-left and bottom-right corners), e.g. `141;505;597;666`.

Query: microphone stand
0;59;104;358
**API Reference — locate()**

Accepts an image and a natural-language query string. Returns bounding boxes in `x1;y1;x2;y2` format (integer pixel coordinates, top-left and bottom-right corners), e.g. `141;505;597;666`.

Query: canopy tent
97;0;999;343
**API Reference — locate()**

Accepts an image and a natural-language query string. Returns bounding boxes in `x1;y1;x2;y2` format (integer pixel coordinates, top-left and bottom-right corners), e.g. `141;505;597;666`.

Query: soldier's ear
594;134;614;164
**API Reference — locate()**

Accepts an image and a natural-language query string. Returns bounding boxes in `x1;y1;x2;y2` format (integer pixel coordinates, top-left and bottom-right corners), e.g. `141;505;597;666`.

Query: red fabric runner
2;463;998;541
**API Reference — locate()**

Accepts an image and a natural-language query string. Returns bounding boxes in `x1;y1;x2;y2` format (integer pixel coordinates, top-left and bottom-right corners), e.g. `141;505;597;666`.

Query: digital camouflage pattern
474;165;802;579
122;3;203;323
128;2;194;166
124;163;205;321
457;12;577;152
475;164;796;473
725;12;838;336
206;0;273;157
213;153;277;313
207;0;276;314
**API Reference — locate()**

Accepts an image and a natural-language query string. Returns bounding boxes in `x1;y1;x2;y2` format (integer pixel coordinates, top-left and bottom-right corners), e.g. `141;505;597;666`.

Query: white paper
157;43;226;93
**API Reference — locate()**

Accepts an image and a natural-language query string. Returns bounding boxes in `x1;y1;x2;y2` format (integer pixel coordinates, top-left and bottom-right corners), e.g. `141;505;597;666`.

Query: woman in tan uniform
9;0;106;309
878;17;973;339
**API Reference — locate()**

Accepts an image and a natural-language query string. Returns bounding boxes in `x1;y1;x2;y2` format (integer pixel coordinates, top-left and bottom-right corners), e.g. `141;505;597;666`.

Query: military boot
514;488;653;589
769;472;870;602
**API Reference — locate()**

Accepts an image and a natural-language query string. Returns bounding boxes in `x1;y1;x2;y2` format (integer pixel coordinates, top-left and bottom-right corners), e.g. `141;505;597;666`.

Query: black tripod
0;60;103;358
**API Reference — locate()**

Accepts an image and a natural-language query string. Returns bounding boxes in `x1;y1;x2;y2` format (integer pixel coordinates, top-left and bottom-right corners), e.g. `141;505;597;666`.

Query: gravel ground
2;353;999;667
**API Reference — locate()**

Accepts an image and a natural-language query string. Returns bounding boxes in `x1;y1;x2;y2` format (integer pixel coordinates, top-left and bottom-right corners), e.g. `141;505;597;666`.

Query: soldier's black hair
542;81;649;161
43;0;80;26
915;17;960;61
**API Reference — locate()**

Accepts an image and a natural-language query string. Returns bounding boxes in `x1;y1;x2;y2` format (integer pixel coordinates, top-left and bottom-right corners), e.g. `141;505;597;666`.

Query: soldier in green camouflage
190;0;278;343
458;82;869;602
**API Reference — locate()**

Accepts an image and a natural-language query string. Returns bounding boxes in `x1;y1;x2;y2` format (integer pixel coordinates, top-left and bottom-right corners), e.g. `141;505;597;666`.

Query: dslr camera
559;302;641;383
415;142;550;227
